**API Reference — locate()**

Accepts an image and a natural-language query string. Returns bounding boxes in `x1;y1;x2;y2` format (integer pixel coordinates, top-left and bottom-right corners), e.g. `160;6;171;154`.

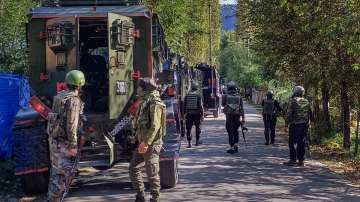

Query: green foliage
266;79;294;104
244;0;360;149
144;0;221;65
0;0;38;73
219;32;264;90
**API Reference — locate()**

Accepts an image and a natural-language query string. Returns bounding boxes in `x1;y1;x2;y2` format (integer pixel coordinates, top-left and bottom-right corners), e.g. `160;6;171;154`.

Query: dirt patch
311;146;360;185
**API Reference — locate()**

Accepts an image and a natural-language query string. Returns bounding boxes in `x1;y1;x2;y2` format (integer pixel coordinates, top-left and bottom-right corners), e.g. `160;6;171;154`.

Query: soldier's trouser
48;142;76;202
185;113;202;142
288;123;307;162
129;145;161;199
263;115;277;143
226;115;241;146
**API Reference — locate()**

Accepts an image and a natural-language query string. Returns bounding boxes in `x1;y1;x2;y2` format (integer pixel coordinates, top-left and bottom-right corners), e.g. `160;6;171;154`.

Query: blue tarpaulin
0;74;30;160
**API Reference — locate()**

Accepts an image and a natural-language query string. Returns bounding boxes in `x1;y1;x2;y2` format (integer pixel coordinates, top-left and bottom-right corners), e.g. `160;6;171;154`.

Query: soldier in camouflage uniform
222;81;245;154
129;78;166;202
183;83;204;148
47;70;85;202
284;86;313;167
261;90;282;145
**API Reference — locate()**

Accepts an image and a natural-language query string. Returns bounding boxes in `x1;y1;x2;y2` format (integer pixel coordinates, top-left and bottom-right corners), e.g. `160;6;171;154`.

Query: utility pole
208;3;212;66
208;3;215;100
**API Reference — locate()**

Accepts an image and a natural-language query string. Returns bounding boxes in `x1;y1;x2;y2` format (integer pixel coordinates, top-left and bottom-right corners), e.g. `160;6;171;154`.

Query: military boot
233;145;238;153
187;141;192;148
283;160;297;166
150;197;160;202
226;146;234;154
150;193;160;202
135;192;145;202
195;139;202;146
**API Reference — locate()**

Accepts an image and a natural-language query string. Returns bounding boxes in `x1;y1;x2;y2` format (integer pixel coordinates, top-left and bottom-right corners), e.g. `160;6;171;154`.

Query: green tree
143;0;221;65
0;0;38;73
250;0;360;149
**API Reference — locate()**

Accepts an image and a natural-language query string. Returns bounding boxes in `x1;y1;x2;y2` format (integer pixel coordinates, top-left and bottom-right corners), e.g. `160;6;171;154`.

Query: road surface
66;102;360;202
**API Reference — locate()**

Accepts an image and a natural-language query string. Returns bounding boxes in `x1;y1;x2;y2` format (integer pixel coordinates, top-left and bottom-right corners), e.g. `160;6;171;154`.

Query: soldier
129;78;166;202
183;83;204;148
47;70;85;202
283;86;313;166
262;90;282;145
222;81;245;154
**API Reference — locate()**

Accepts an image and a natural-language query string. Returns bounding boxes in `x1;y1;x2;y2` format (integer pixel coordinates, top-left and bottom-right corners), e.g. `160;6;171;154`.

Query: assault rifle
241;124;248;147
108;98;141;138
60;149;82;202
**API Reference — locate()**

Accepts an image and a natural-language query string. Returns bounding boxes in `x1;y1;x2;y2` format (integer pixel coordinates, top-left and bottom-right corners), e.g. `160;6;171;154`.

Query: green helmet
65;70;86;87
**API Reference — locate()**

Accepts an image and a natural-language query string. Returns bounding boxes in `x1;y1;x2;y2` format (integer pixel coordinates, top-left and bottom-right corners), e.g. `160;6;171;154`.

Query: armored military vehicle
13;0;181;193
196;63;222;117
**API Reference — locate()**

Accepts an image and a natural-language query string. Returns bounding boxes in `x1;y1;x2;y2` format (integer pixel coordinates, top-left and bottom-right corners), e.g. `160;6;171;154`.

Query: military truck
13;0;181;193
195;63;222;118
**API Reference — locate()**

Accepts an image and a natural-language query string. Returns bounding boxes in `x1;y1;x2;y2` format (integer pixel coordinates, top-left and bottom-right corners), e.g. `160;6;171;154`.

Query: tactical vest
293;97;310;124
185;92;200;113
136;95;167;144
263;99;275;115
224;95;241;115
47;91;77;140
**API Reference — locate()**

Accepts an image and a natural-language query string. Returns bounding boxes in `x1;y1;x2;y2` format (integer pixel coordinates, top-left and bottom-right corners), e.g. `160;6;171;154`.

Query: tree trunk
341;80;351;150
355;109;359;155
314;86;321;121
355;94;360;155
321;82;331;132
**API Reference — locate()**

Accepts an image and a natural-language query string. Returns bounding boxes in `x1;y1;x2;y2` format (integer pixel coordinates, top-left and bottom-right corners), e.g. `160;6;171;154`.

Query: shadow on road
67;103;360;202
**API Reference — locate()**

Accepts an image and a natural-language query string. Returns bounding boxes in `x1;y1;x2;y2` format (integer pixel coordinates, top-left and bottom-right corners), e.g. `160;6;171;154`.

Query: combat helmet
138;77;158;92
65;70;86;87
191;82;199;91
266;90;274;98
227;81;237;92
293;86;305;97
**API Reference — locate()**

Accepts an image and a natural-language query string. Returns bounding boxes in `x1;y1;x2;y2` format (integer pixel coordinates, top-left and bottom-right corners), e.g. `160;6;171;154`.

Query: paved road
67;102;360;202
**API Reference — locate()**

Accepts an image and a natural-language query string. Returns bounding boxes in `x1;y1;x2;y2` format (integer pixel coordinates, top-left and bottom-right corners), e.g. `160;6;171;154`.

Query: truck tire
21;171;49;194
160;159;178;188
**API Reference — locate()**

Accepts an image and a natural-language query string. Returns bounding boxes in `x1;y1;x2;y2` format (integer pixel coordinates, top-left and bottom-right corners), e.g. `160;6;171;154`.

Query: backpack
294;97;310;123
263;99;275;115
224;95;241;115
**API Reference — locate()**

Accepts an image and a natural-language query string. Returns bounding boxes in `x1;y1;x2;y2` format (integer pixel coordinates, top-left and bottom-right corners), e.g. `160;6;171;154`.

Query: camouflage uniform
47;90;84;202
285;96;312;164
129;90;166;201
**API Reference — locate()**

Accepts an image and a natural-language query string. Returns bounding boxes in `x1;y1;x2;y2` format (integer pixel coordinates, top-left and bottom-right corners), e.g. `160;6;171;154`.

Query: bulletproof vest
185;92;200;113
263;99;275;115
137;93;167;140
224;95;241;115
47;91;76;140
293;97;310;124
